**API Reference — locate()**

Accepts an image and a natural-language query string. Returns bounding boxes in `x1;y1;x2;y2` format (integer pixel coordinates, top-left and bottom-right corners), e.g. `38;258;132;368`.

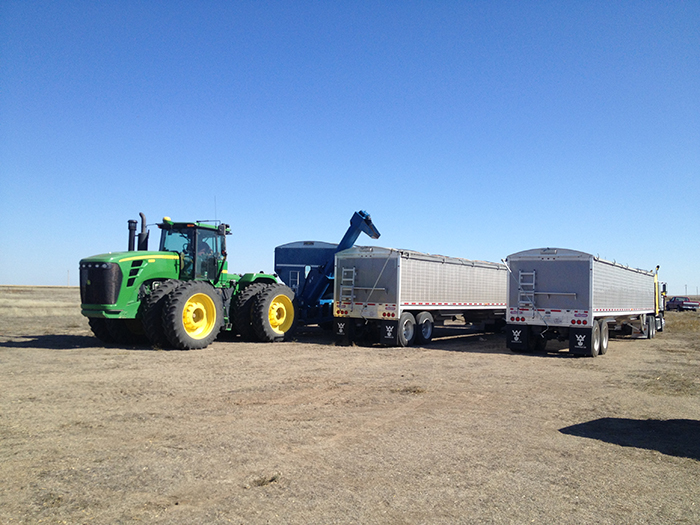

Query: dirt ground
1;285;699;524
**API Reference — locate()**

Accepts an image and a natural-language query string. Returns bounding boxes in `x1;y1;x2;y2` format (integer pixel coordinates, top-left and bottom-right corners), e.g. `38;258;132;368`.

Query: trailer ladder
518;270;536;308
340;267;356;310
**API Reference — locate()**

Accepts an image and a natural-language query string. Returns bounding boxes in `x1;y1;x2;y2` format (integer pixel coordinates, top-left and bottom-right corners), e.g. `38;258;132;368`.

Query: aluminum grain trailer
333;246;507;346
504;248;665;357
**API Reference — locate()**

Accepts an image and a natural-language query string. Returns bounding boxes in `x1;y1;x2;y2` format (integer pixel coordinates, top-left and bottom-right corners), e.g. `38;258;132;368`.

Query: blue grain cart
274;211;380;328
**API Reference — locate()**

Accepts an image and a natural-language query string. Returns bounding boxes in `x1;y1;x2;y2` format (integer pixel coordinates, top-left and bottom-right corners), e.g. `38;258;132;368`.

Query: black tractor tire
162;281;224;350
252;283;298;342
105;318;147;345
88;318;116;344
142;279;181;348
232;283;269;341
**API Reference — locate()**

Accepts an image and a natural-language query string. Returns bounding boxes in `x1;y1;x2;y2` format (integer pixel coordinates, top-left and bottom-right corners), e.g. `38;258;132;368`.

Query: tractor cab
158;217;230;282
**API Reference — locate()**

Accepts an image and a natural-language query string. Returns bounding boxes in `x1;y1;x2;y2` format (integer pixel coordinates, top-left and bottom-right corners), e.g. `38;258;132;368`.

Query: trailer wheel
599;321;609;355
415;312;434;344
646;315;656;339
531;333;547;352
162;281;223;350
232;283;268;341
398;312;416;347
88;318;116;344
252;283;297;342
590;321;601;357
142;279;180;348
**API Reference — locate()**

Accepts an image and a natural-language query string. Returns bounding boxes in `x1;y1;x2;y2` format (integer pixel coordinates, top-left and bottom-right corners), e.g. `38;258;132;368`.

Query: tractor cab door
194;229;223;281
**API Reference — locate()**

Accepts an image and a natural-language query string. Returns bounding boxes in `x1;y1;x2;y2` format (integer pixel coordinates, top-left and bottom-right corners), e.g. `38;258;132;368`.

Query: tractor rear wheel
232;283;269;341
162;281;224;350
142;279;180;348
252;284;297;342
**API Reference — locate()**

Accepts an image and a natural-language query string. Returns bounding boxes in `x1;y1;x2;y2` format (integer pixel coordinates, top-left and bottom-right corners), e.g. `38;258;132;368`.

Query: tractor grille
80;262;123;305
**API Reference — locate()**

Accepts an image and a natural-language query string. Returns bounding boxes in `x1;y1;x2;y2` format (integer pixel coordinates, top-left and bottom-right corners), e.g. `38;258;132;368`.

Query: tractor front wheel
88;318;116;344
162;281;223;350
252;284;297;342
142;279;180;348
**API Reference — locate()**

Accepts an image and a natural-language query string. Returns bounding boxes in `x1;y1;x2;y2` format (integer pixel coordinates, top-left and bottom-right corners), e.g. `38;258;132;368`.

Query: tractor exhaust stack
127;220;137;251
137;212;149;251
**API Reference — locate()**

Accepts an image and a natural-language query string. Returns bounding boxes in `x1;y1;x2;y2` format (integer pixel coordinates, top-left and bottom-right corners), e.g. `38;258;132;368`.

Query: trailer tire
142;279;180;348
590;321;601;357
252;283;297;342
599;320;609;355
415;312;434;344
646;315;656;339
88;318;116;344
232;283;268;341
162;281;224;350
398;312;417;347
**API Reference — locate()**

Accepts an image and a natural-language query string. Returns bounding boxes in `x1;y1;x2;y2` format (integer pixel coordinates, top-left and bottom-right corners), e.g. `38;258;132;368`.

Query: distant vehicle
666;296;699;312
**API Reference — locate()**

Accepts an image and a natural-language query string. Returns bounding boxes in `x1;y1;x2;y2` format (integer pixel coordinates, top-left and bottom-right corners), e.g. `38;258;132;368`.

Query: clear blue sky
1;1;698;294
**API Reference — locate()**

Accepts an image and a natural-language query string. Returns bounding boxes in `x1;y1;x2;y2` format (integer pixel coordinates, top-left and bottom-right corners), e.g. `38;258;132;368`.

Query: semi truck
504;248;665;357
333;246;508;346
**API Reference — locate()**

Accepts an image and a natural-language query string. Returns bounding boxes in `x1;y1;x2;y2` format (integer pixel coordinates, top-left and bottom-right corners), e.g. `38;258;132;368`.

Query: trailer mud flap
334;318;352;345
569;327;591;355
380;320;398;346
506;324;529;351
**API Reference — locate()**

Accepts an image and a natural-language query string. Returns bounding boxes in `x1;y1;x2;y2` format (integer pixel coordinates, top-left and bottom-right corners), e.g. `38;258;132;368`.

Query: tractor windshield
161;228;193;254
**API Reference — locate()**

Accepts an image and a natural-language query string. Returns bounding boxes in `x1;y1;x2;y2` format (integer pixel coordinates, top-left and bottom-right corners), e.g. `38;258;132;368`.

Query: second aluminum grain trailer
333;246;508;346
504;248;665;357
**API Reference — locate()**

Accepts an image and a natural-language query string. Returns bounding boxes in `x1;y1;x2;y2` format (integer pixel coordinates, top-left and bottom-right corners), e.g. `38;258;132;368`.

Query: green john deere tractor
79;213;296;349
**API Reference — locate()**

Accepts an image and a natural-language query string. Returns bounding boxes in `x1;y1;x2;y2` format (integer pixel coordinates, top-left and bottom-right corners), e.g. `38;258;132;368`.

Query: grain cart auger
79;213;296;349
274;210;381;328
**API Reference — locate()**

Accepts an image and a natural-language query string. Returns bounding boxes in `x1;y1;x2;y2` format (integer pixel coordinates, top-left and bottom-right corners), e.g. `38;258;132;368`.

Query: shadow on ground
560;417;700;461
0;334;153;351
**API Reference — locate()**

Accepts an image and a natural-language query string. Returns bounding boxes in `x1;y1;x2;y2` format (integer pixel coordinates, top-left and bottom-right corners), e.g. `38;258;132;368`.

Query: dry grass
2;286;700;524
664;310;700;332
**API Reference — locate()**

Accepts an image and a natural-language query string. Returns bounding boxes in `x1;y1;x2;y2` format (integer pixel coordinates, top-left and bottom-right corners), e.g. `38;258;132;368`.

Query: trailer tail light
382;312;396;318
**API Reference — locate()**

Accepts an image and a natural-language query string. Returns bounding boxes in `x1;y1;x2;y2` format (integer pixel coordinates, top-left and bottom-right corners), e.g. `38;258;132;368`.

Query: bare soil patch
1;286;699;524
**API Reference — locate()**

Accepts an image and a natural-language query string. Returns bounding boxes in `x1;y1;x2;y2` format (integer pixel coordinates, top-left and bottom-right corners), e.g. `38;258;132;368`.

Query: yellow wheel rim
268;294;294;335
182;292;217;340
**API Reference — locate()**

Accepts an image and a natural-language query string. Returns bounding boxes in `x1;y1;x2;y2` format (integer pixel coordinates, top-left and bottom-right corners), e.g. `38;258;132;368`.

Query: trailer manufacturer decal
511;330;521;343
575;334;587;348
